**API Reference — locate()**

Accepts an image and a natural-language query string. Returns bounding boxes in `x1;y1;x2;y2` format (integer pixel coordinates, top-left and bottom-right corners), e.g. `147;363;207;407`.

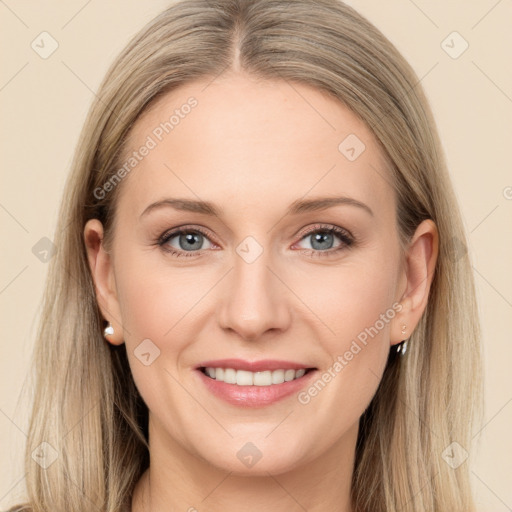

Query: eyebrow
139;195;374;219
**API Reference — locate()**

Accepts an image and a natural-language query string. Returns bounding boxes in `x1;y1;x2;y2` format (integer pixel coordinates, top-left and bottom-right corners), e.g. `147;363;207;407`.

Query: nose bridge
218;238;290;340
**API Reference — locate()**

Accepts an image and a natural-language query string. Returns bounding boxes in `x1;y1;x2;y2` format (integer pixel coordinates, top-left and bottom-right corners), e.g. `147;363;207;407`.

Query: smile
195;359;318;407
200;367;313;386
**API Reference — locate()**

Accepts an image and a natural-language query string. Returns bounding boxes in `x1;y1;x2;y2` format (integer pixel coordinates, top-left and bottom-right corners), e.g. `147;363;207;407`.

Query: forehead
117;72;394;220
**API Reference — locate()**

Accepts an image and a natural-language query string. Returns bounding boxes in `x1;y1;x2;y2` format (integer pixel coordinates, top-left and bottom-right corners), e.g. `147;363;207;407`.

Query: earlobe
391;219;439;347
390;298;411;346
83;219;125;345
102;321;124;346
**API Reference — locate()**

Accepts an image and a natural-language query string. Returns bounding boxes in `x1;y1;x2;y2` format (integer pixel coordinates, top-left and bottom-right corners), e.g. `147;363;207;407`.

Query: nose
217;246;292;342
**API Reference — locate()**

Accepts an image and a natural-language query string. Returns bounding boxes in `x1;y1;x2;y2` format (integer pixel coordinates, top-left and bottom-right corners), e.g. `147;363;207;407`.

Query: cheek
294;249;399;350
113;247;213;344
293;249;399;425
294;249;399;408
112;251;205;440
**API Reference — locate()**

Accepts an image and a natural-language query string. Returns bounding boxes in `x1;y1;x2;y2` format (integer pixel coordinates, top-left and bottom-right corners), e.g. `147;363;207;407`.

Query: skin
84;71;438;512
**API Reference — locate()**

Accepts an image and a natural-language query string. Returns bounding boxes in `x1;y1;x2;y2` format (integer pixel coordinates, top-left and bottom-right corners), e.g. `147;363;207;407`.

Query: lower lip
196;369;317;407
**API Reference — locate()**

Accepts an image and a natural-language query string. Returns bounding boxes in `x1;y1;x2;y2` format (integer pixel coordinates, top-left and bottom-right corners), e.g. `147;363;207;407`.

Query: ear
391;219;439;346
83;219;124;345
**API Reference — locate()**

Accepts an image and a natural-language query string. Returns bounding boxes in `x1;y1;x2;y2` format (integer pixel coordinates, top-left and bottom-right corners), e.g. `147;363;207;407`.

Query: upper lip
196;358;316;372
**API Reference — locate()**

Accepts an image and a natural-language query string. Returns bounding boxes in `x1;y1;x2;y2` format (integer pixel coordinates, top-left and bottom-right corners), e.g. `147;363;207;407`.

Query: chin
194;435;313;476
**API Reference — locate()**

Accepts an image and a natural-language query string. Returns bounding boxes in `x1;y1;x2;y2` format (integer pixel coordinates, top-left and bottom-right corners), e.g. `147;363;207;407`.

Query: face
86;72;424;475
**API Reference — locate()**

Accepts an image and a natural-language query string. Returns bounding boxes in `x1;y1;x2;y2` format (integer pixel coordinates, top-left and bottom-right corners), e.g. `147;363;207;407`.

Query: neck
132;417;358;512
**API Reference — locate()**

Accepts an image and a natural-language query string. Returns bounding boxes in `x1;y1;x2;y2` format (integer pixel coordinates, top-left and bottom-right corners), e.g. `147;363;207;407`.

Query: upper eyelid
299;223;353;238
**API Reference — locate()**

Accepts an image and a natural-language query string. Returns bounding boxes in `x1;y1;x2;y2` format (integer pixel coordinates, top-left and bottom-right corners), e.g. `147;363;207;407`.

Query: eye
156;223;355;258
293;224;354;254
158;226;215;256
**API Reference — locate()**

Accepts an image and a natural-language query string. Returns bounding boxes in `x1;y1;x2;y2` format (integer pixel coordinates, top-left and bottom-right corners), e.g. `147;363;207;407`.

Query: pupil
180;232;202;251
311;232;333;250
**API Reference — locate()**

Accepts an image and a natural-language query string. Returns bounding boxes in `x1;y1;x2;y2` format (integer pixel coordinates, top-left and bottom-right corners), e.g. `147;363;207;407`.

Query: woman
11;0;482;510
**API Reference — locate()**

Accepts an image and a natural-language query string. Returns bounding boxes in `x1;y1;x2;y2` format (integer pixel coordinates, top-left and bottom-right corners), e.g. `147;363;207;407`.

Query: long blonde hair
13;1;482;511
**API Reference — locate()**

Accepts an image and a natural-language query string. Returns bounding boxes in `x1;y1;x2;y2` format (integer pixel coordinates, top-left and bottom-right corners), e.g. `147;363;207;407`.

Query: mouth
194;359;318;407
199;366;315;386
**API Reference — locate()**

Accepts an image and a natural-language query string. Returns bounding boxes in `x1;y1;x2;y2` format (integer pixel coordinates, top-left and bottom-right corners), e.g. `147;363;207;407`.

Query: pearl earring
104;322;114;339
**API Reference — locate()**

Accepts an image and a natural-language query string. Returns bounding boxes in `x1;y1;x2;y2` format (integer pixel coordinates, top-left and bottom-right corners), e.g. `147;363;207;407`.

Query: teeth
236;370;254;386
224;368;236;384
253;370;271;386
203;367;309;386
272;369;285;384
284;369;295;381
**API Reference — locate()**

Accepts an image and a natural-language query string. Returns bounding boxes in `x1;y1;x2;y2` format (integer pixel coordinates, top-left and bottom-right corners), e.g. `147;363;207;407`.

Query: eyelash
156;223;355;259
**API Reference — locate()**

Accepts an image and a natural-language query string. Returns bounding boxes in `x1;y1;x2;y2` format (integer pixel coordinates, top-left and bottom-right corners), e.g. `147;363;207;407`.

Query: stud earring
104;322;114;339
396;324;408;355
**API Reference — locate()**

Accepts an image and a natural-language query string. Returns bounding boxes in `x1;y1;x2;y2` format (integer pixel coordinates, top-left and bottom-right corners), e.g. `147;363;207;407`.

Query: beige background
1;0;511;509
